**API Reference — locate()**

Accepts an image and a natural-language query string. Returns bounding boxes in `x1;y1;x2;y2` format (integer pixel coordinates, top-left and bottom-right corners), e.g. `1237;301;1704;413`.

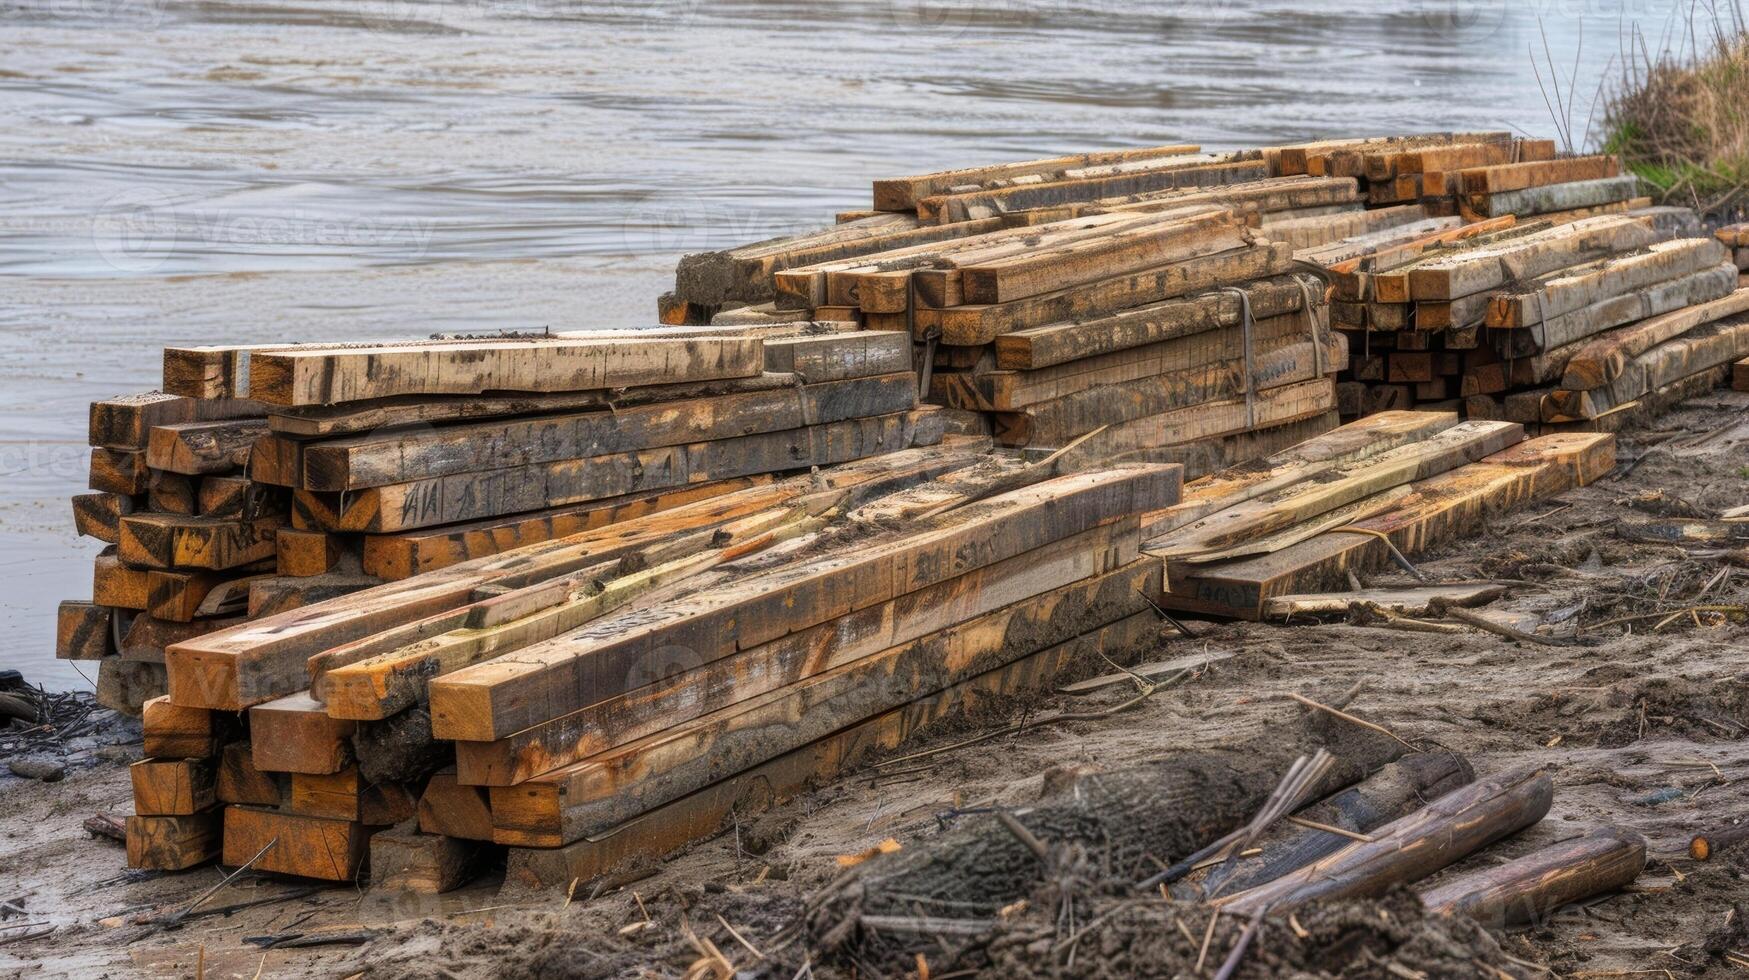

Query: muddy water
0;0;1664;687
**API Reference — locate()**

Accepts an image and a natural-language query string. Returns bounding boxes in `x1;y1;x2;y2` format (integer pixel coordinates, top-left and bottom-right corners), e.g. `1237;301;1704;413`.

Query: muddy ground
2;392;1746;979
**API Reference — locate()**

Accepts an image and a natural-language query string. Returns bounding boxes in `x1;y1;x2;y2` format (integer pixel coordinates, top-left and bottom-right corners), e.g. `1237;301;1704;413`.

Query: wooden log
419;770;497;841
1689;821;1749;861
245;337;765;407
142;695;220;758
1215;768;1555;914
296;412;919;532
429;466;1179;743
250;692;356;774
1502;262;1738;356
915;242;1295;346
1488;238;1730;328
504;610;1159;890
130;758;217;816
456;534;1149;787
1156;433;1614;618
298;373;916;491
1195;752;1475;897
1150;420;1523;559
992;275;1312;370
127;812;220;871
56;600;115;660
358;477;768;581
93;551;150;610
72;492;135;543
1466;175;1640;220
222;806;369;881
1420;826;1646;928
1560;287;1749;389
871;143;1202;211
369;822;487;894
216;741;283;806
145;419;268;475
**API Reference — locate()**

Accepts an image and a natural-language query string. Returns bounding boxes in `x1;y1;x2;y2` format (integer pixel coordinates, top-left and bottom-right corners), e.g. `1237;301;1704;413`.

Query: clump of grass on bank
1603;10;1749;216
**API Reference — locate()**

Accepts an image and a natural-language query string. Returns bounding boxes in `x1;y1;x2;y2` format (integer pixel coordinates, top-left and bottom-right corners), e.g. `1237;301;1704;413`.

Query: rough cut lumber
993;275;1313;370
1503;261;1738;356
222;806;369;882
919;160;1268;224
89;447;150;495
503;609;1159;889
1157;433;1614;618
1405;215;1658;300
1150;420;1524;559
246;337;765;407
1488;238;1730;328
917;242;1295;346
95;660;167;715
430;466;1180;742
297;373;916;491
418;771;496;841
118;512;283;571
296;412;920;532
455;534;1148;787
72;492;134;543
1265;204;1429;251
127;813;220;871
1546;315;1749;419
1420;826;1646;927
278;528;349;577
1051;379;1336;456
142;695;219;758
148;473;196;515
250;692;356;775
1561;287;1749;389
1459;154;1622;195
93;551;150;610
89;391;262;449
1095;175;1359;222
1218;768;1553;914
1467;175;1639;219
122;614;241;664
146;567;263;623
145;419;268;475
760;333;911;381
130;758;217;815
287;767;416;824
166;446;988;709
370;822;487;894
358;477;769;581
871;143;1202;211
56;600;114;660
216;741;283;806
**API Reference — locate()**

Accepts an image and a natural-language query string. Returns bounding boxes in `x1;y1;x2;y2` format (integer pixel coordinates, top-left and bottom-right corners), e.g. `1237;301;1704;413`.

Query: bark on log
1690;822;1749;862
1421;826;1646;928
1215;767;1554;915
1194;751;1475;898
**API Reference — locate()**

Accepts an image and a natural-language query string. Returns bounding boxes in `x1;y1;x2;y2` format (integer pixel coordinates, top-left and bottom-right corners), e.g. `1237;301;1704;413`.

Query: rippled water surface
0;0;1679;686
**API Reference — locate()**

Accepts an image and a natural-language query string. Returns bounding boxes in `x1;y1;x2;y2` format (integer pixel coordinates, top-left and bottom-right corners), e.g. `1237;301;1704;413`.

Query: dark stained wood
1421;826;1645;927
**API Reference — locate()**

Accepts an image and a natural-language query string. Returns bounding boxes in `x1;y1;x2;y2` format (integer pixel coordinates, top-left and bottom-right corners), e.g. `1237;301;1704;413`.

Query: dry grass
1603;7;1749;215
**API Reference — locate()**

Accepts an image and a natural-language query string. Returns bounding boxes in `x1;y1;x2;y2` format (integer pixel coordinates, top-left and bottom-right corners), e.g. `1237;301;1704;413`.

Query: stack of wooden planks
1142;412;1616;619
1720;223;1749;275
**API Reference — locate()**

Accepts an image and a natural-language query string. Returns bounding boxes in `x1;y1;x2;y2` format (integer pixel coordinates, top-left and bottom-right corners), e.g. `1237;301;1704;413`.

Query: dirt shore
3;392;1746;979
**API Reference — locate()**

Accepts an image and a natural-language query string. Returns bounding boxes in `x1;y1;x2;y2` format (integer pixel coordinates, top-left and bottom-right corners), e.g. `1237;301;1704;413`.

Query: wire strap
1220;286;1258;431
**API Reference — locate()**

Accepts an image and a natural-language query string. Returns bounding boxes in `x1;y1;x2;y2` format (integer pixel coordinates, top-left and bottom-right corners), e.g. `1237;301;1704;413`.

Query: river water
0;0;1680;688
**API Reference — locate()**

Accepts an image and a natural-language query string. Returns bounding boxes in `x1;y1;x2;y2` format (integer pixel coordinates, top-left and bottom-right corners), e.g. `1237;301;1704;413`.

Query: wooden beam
142;695;219;758
918;160;1268;224
145;419;268;475
118;512;283;570
222;806;369;881
1031;378;1336;455
72;492;135;544
1502;261;1738;356
249;692;356;774
871;143;1202;211
1405;214;1657;301
130;758;217;815
370;823;488;894
1465;175;1639;219
1488;238;1731;328
429;466;1180;742
127;813;220;871
1561;286;1749;389
56;600;114;660
93;551;150;610
1458;154;1621;195
418;770;496;841
216;741;283;806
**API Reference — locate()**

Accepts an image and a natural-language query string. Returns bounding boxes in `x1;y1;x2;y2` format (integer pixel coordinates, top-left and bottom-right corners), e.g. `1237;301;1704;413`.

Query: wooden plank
871;143;1202;211
118;512;283;570
1154;433;1614;618
1017;378;1335;454
1149;420;1523;558
56;600;114;660
145;419;268;475
418;771;496;841
919;160;1268;224
760;333;912;381
89;448;150;495
503;610;1155;889
455;525;1144;786
429;466;1180;743
72;492;135;543
246;337;765;407
95;660;167;715
1489;238;1730;327
250;692;355;774
1466;175;1639;220
127;813;220;871
299;373;915;491
359;477;768;581
992;275;1312;370
490;582;1158;845
1561;286;1749;389
89;392;262;449
1503;261;1738;356
1405;214;1659;300
1459;154;1622;195
917;242;1295;346
298;412;920;533
142;695;219;759
130;758;217;815
222;806;368;882
287;767;416;824
167;447;980;710
957;208;1250;304
370;823;487;894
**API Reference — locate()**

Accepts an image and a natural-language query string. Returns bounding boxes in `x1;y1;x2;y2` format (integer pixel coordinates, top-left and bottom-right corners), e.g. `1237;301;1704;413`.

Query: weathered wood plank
130;758;217;815
871;143;1202;211
127;813;220;871
222;806;369;881
118;512;283;570
1561;286;1749;389
250;692;356;775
